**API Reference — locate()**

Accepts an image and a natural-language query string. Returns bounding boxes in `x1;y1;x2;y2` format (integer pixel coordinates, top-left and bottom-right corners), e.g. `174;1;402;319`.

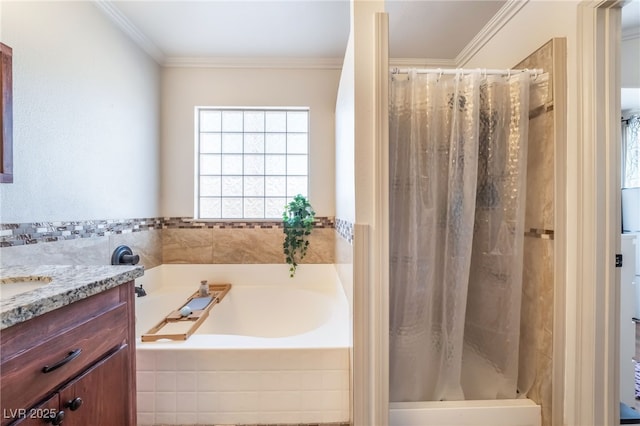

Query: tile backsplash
162;217;335;230
0;218;162;247
334;218;353;245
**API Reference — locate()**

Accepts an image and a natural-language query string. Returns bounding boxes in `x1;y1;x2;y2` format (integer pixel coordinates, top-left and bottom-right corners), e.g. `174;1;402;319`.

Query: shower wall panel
514;38;565;426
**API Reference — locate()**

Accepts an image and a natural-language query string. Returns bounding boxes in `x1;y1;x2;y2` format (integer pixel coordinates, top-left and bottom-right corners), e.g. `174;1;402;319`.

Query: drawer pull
47;410;65;425
66;397;83;411
42;349;82;374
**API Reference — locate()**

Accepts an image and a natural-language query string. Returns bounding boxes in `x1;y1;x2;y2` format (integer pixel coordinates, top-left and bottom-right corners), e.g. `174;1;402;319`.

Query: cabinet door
58;346;130;426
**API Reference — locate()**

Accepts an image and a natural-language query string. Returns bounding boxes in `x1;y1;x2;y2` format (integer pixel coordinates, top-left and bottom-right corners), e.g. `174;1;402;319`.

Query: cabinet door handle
42;349;82;374
47;410;65;425
66;397;83;411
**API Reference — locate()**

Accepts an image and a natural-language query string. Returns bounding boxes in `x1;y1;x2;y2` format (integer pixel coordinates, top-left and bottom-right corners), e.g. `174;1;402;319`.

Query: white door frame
352;8;389;426
564;1;622;425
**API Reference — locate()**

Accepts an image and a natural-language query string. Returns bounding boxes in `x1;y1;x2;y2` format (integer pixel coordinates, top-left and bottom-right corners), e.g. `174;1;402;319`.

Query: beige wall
158;66;341;269
160;66;340;218
335;10;356;311
336;30;356;225
0;1;161;223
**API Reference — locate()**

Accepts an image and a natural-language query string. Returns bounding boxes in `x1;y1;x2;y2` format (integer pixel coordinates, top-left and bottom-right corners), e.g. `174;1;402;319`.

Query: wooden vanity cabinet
0;282;136;426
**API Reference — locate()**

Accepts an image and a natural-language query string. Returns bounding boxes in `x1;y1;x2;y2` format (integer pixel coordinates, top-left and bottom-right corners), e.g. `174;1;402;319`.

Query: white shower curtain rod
390;67;544;77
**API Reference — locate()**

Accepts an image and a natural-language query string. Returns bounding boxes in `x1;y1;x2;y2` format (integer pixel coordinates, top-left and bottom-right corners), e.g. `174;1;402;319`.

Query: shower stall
387;67;543;426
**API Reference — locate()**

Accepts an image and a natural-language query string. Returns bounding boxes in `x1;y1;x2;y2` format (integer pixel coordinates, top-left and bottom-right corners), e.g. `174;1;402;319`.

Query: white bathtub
134;264;350;425
390;399;541;426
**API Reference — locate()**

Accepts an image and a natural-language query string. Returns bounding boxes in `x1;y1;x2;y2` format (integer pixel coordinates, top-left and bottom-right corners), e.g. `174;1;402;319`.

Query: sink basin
0;276;53;300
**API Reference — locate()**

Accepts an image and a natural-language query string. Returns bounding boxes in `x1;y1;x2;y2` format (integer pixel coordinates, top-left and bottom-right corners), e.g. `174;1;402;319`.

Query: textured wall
0;2;161;223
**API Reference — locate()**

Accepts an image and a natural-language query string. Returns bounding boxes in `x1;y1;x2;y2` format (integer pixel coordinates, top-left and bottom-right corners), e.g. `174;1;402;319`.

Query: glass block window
195;107;309;219
623;115;640;188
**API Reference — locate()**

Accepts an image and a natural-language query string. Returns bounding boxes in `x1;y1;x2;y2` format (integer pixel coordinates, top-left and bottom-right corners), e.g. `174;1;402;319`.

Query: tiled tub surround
134;264;350;425
0;264;144;329
0;217;335;267
161;217;334;264
0;229;163;269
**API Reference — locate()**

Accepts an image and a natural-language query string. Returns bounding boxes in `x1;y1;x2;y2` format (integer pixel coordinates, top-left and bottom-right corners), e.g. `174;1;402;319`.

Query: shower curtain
389;70;530;402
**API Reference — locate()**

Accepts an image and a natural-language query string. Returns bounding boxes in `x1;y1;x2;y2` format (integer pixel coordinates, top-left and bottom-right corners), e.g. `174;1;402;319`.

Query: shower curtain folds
389;69;531;402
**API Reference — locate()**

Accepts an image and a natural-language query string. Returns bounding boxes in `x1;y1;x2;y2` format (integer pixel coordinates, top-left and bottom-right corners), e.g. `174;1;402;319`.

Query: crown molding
92;0;165;64
162;56;344;69
455;0;530;67
389;57;456;69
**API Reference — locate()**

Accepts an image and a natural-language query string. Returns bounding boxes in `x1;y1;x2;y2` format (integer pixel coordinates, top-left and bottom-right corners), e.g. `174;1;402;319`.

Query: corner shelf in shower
141;283;231;342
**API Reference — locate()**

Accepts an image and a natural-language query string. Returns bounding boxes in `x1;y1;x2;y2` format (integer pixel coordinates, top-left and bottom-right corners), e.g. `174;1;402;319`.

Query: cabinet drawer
1;302;128;415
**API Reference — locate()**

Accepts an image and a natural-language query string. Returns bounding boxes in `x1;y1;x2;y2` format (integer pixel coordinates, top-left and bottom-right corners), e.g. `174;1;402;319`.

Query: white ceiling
98;0;640;65
102;0;350;61
96;0;509;66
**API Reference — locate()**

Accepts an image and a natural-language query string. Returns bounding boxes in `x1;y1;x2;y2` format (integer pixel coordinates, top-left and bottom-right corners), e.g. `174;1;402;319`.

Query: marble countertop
0;265;144;329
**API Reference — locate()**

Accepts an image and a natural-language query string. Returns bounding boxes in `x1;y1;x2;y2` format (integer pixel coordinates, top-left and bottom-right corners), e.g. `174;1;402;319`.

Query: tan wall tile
303;228;336;264
162;227;336;265
212;228;283;264
110;229;162;269
525;111;555;231
0;236;110;266
162;228;213;264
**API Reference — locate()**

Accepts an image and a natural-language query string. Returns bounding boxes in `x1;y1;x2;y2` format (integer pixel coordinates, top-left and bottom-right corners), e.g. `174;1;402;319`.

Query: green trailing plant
282;194;316;277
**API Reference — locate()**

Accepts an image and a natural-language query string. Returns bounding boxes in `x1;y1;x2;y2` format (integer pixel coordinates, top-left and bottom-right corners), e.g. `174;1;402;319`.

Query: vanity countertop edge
0;264;144;329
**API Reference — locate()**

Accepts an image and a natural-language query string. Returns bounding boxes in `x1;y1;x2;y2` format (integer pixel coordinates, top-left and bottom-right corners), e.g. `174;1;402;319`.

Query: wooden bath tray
141;283;231;342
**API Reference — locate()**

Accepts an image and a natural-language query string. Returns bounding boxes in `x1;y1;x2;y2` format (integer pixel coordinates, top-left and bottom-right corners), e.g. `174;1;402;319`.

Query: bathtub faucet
111;245;140;265
134;284;147;297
